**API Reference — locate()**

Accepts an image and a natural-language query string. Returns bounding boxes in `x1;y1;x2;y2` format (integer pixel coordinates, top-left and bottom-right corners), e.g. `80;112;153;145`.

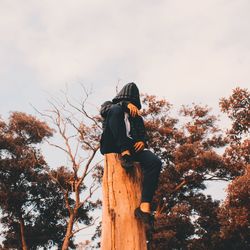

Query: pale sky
0;0;249;246
0;0;249;115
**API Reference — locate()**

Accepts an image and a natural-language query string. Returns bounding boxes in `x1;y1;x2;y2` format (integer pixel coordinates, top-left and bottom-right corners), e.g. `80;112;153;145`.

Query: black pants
108;104;162;203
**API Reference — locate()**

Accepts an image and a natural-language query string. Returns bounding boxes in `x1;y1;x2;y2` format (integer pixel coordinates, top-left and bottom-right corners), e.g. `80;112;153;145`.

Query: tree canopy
0;87;249;250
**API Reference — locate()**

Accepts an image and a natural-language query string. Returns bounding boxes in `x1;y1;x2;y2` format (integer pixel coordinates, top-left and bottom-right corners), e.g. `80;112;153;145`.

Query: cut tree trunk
101;153;147;250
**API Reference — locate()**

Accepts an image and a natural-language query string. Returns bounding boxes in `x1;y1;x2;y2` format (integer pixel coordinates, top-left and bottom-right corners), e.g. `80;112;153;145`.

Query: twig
69;217;100;237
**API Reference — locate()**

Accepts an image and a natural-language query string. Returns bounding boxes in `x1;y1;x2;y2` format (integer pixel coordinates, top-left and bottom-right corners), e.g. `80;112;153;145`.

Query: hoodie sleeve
100;100;130;119
100;101;113;118
131;116;148;146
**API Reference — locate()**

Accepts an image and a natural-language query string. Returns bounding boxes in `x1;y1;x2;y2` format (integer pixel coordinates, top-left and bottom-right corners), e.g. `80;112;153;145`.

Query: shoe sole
134;208;150;223
135;208;155;228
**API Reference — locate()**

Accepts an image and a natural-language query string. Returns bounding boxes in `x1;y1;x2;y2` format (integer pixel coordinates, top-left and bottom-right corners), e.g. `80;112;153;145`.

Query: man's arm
118;101;140;117
132;116;148;152
134;116;147;144
100;101;113;118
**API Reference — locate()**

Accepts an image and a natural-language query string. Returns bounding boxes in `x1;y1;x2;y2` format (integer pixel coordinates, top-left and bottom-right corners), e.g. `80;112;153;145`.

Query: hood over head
112;82;141;109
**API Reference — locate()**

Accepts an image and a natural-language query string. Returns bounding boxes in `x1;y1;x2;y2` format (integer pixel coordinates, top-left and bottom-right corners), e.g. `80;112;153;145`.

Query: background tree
220;87;249;177
142;88;249;250
0;87;248;249
0;112;68;249
39;88;103;250
140;95;229;249
217;87;250;250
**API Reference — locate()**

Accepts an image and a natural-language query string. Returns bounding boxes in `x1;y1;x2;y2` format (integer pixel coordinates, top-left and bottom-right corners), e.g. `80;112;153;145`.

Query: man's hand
127;103;140;117
134;141;145;152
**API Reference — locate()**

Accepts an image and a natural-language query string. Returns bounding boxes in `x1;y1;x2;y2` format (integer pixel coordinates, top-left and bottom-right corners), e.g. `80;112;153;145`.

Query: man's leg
133;150;162;212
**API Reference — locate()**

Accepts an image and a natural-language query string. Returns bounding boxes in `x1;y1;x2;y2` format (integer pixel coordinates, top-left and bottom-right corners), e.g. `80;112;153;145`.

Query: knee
109;104;123;117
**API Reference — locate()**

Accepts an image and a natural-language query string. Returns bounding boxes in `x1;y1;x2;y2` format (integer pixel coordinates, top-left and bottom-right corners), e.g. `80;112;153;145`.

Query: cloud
0;0;249;109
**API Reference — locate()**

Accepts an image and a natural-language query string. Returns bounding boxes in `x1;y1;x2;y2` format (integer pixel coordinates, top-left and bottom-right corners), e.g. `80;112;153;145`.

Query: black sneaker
134;207;154;227
120;154;134;171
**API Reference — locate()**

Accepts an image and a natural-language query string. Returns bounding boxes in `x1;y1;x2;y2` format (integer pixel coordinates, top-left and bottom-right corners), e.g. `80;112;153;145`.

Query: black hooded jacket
112;82;142;109
100;82;147;155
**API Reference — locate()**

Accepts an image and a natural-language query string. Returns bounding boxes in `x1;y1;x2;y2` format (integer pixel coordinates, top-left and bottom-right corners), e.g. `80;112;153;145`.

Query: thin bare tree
35;86;103;249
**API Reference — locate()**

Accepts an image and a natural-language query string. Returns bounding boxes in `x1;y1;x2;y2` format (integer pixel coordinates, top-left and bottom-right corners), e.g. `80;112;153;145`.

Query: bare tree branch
78;148;98;187
69;216;100;238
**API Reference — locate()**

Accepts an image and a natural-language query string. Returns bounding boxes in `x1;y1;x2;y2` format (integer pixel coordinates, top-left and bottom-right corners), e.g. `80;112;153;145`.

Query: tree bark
19;216;28;250
101;153;147;250
61;213;75;250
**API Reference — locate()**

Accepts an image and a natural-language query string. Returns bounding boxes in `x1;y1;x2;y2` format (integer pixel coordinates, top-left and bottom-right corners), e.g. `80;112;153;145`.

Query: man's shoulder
100;101;113;118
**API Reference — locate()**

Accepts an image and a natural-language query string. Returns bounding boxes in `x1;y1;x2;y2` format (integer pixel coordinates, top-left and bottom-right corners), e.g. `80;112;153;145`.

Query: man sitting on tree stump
100;82;162;225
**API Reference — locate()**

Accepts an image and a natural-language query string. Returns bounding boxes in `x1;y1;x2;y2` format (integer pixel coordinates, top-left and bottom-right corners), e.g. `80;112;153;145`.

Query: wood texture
101;153;147;250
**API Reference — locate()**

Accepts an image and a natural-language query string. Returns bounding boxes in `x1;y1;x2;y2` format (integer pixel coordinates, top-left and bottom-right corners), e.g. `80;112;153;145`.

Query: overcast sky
1;0;249;116
0;0;249;245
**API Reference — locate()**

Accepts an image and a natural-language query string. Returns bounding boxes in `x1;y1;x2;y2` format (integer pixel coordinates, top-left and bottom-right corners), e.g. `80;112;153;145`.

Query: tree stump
101;153;147;250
